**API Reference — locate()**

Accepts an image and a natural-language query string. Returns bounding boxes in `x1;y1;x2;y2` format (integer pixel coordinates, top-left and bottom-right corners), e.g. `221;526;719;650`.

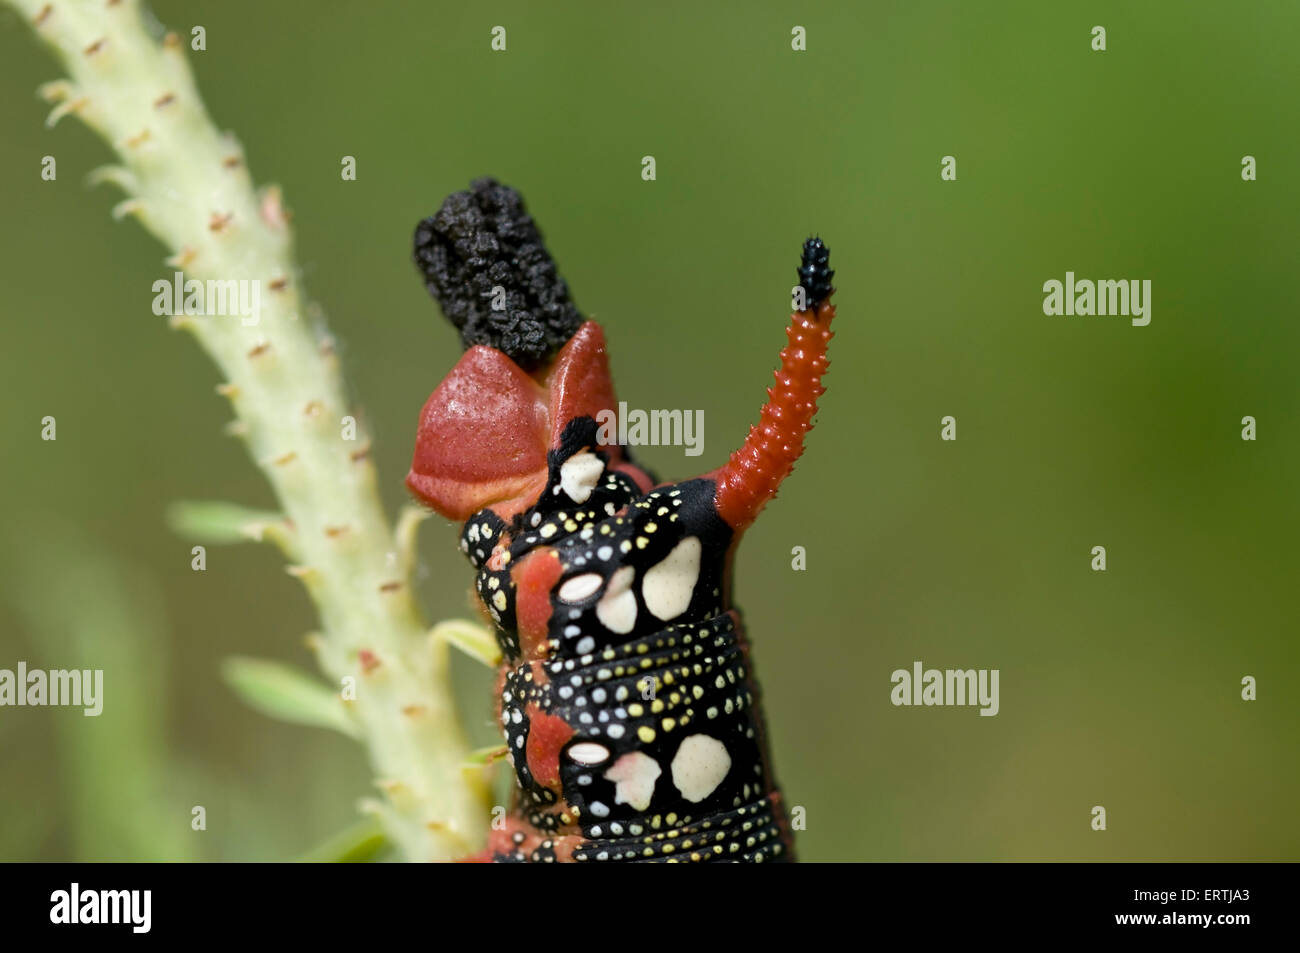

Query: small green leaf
394;503;431;576
298;816;389;863
463;744;508;767
432;619;501;668
166;500;288;546
221;656;358;737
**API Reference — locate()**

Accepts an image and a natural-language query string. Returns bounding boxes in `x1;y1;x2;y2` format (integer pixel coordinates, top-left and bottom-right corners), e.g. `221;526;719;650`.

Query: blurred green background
1;0;1297;862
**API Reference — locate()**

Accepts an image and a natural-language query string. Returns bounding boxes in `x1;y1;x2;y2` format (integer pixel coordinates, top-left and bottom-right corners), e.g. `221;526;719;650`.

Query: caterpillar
407;178;835;862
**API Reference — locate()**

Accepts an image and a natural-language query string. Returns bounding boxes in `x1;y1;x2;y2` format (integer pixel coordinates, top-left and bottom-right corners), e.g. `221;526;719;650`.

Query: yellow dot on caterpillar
620;540;632;553
492;591;508;611
636;537;648;549
628;703;644;717
539;524;557;538
662;717;676;731
637;726;656;743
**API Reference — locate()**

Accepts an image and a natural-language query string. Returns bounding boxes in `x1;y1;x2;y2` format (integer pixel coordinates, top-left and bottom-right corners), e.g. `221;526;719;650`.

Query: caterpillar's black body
459;418;790;861
406;180;836;862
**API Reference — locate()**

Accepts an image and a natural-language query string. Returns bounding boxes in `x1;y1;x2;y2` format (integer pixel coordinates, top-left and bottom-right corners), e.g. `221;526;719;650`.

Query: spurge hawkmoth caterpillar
407;178;835;862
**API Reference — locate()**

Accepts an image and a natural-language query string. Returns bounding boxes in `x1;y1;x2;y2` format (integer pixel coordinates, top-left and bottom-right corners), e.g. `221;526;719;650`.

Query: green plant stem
5;0;490;860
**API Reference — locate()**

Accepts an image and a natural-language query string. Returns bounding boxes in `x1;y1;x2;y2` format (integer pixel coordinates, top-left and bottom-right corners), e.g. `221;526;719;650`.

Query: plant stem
5;0;489;860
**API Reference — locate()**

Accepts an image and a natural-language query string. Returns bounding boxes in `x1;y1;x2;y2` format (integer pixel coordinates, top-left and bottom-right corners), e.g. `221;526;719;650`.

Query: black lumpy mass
413;177;584;369
797;236;834;309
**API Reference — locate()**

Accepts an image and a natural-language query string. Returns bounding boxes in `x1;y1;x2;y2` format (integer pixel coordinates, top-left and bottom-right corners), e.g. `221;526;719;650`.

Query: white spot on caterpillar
642;536;702;621
559;451;604;503
670;734;730;803
596;565;638;634
567;742;611;765
604;751;662;811
558;573;603;603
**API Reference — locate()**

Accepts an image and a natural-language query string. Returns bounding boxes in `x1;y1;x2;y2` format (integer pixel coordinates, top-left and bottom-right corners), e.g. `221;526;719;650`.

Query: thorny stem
6;0;490;860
